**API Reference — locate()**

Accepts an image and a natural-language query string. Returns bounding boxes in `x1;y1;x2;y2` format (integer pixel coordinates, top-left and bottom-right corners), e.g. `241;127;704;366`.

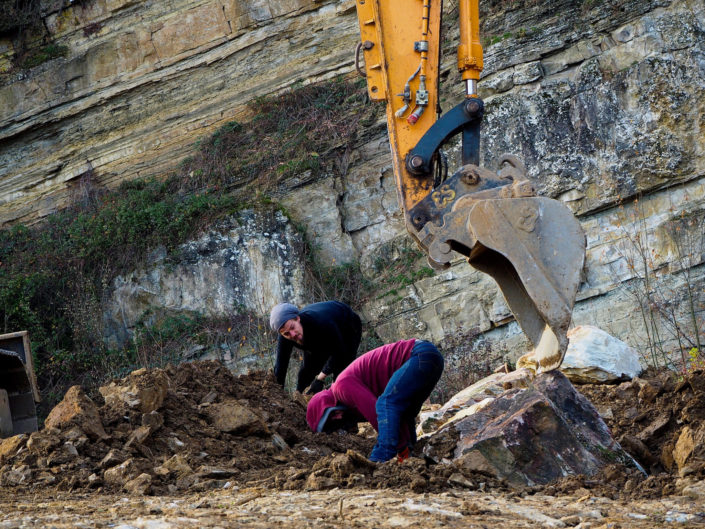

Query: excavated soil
1;361;703;504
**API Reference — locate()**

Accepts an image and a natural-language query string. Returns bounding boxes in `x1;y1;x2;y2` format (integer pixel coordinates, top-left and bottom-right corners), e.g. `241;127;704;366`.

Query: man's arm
320;325;347;377
273;335;295;386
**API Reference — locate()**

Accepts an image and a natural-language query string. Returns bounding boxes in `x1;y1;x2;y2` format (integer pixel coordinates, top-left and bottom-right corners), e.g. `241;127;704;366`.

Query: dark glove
305;378;325;395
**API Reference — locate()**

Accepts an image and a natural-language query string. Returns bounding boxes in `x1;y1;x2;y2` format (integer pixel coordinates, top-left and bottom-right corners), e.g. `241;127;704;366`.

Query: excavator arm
354;0;586;372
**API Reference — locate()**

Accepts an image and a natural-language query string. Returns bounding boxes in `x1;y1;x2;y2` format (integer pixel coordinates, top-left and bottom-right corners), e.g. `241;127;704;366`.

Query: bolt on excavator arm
353;0;586;372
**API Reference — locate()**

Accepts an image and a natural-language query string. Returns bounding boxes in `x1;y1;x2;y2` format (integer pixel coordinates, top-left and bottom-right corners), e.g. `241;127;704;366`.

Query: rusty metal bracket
409;155;533;231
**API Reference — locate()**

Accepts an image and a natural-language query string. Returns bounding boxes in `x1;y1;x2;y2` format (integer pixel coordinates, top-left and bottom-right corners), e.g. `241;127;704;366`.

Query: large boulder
423;370;636;487
99;368;170;414
559;326;643;384
44;386;109;440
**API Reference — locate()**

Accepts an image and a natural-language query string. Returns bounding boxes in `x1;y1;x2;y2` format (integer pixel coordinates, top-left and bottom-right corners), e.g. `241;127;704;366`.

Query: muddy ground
1;361;704;527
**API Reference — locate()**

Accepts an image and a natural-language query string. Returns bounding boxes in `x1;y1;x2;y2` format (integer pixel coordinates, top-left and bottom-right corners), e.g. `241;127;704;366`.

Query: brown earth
0;361;704;527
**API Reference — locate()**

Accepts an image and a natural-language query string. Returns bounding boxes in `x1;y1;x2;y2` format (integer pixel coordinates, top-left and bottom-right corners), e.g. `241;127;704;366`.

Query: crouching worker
306;339;443;463
270;301;362;395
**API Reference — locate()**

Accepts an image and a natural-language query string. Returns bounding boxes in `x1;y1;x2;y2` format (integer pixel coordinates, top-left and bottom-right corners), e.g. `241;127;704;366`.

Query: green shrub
19;43;68;68
0;176;241;411
181;76;381;190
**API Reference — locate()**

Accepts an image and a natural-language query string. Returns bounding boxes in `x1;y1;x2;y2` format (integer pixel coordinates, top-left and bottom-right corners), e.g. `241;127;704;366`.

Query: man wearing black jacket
270;301;362;394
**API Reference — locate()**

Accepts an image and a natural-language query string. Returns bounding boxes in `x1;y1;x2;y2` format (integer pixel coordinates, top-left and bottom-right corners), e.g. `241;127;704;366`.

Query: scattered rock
26;429;62;455
167;437;185;452
36;471;57;485
206;399;268;435
305;471;337;490
194;466;237;480
637;411;671;444
200;391;218;405
100;449;128;469
62;426;89;447
99;368;170;415
123;473;152;495
155;454;192;477
578;368;705;481
448;472;474;488
0;434;27;463
560;326;642;384
1;360;702;502
87;473;101;487
44;386;109;440
104;459;139;487
124;424;159;449
271;433;288;451
46;441;79;465
618;434;658;469
1;465;32;486
672;425;705;477
677;477;705;498
141;411;164;431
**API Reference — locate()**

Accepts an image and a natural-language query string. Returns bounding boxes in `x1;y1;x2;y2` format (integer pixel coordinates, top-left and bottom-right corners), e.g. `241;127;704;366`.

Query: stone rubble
0;486;703;529
0;361;703;526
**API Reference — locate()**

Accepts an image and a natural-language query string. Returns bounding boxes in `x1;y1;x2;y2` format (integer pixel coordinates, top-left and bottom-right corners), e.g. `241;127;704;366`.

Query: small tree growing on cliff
608;191;705;372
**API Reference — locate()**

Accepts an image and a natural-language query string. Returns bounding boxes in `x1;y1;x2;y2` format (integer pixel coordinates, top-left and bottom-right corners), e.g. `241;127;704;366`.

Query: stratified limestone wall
1;0;704;367
0;0;360;224
287;0;705;364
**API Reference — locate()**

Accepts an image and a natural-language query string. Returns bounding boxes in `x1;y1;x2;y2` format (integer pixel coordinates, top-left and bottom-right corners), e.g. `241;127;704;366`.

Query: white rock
665;510;698;524
560;326;642;384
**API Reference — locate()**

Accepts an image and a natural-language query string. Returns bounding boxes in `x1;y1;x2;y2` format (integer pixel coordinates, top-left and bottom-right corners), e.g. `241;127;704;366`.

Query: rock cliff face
102;209;306;349
1;0;360;223
1;0;704;369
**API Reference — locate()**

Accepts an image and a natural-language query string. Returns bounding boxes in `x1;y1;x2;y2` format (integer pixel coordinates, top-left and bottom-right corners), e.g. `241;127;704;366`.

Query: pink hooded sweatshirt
306;339;417;443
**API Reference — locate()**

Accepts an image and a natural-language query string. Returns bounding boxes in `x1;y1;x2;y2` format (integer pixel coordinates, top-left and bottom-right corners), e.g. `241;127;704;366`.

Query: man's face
279;316;304;345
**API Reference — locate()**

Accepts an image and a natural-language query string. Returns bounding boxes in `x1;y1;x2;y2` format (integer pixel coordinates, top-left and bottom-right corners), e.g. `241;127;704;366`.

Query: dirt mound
0;361;373;494
0;361;703;499
559;367;705;499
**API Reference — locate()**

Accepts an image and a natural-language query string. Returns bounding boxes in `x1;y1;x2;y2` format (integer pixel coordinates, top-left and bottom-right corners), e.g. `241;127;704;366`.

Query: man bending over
306;339;444;462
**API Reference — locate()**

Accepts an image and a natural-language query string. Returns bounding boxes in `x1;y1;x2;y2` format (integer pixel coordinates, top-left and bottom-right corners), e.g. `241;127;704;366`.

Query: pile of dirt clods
570;367;705;498
0;361;703;499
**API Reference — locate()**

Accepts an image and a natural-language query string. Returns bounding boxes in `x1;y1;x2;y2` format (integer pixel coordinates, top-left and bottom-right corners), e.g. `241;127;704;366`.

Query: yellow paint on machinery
353;0;587;374
354;0;443;217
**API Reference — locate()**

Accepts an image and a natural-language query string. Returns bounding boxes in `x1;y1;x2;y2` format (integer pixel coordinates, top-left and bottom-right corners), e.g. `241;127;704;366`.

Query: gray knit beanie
269;302;300;332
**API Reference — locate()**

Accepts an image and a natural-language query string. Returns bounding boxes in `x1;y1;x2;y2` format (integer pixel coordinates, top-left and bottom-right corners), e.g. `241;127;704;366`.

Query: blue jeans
369;340;444;462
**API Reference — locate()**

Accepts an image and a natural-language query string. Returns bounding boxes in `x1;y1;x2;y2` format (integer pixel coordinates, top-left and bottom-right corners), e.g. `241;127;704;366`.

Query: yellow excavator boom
354;0;586;372
355;0;442;216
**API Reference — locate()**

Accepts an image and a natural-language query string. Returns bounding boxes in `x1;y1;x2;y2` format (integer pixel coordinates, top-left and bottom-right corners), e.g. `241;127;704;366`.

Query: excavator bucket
419;173;586;373
467;198;585;372
353;0;586;372
0;332;40;438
